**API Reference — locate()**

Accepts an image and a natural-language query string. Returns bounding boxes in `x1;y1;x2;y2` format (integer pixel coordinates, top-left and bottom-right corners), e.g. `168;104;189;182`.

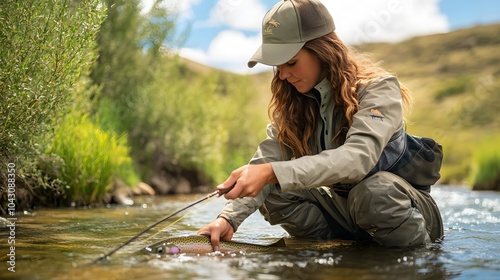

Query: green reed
470;139;500;190
47;113;136;205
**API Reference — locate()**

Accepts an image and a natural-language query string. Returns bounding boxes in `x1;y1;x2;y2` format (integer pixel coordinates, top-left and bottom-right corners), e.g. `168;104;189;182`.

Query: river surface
1;185;499;280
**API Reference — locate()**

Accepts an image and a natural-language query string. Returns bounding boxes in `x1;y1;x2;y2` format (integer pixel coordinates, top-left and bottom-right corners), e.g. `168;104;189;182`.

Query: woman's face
276;48;324;94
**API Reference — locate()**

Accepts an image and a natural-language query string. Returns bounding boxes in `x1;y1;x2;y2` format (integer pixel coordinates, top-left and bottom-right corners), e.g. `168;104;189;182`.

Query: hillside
180;24;500;185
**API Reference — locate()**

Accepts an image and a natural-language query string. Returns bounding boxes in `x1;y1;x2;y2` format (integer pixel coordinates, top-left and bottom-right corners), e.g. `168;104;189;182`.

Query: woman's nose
277;65;290;80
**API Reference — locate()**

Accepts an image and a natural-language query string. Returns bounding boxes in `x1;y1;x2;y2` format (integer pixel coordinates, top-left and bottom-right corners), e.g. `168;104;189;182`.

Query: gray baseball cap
248;0;335;68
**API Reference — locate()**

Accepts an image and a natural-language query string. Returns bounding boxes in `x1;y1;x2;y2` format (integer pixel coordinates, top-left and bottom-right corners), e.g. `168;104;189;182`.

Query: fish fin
269;238;287;248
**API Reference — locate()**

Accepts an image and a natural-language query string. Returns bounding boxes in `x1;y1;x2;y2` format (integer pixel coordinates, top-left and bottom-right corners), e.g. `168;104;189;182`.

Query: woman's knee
348;171;429;247
259;191;332;238
348;172;413;220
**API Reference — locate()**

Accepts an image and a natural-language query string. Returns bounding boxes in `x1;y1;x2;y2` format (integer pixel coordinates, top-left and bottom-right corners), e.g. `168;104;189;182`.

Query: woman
198;0;443;251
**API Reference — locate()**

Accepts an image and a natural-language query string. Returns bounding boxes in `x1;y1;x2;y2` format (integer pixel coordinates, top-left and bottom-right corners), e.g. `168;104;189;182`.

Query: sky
141;0;500;74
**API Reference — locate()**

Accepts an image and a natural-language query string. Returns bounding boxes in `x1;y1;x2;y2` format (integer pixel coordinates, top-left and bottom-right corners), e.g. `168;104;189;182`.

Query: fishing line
141;209;192;244
144;190;226;242
90;187;233;265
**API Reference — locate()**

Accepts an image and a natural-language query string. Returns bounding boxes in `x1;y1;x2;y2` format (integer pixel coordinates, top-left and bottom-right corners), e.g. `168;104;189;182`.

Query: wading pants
258;171;444;247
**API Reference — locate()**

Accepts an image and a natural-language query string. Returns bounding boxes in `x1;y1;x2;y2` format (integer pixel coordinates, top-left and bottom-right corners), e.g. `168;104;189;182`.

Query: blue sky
142;0;500;74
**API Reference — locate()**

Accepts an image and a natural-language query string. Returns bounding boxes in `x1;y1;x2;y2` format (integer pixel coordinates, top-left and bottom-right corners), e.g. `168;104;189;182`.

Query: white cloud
206;0;267;30
180;30;268;74
179;0;450;73
324;0;449;44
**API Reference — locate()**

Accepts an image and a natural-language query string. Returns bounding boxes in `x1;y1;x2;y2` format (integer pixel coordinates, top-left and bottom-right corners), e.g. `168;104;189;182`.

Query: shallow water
1;185;499;280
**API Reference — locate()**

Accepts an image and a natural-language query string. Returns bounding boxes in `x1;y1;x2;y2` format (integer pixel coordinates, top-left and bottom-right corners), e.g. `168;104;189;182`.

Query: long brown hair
268;32;413;158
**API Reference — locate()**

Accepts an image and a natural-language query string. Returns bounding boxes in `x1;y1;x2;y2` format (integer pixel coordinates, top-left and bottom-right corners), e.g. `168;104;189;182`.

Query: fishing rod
90;186;233;265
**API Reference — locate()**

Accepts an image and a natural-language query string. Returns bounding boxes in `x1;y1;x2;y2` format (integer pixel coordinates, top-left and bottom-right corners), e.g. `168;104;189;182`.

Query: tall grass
470;139;500;190
47;113;138;205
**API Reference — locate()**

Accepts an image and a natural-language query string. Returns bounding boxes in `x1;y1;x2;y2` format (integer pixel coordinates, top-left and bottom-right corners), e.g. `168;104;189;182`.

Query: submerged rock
106;179;156;206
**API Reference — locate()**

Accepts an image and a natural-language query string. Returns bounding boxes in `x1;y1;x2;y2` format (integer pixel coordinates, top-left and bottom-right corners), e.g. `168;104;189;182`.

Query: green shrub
434;77;472;101
470;140;500;190
0;0;105;158
0;0;106;211
46;113;138;205
129;60;267;184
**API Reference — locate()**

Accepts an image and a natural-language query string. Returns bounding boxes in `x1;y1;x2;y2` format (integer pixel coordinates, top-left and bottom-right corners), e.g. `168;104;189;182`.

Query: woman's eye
287;61;296;66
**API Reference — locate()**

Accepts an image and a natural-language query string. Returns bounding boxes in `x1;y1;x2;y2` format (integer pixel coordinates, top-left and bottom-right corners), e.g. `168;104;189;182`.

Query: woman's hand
197;217;234;252
217;163;278;199
198;164;277;251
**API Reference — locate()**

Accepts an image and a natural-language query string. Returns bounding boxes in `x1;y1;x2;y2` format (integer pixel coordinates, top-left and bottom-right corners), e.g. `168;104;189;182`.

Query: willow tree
0;0;106;210
90;0;180;134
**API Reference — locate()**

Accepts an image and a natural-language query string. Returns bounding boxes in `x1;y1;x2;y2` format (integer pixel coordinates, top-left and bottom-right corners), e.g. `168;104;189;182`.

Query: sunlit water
1;185;499;280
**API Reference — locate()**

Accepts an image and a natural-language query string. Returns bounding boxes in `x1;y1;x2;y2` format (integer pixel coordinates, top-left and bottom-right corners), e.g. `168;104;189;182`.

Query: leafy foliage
0;0;104;158
45;112;137;205
90;0;181;133
127;59;266;183
470;139;500;190
91;1;266;186
0;0;106;211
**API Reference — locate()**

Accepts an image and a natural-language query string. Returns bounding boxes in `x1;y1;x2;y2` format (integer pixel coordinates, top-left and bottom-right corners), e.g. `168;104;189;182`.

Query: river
0;185;499;280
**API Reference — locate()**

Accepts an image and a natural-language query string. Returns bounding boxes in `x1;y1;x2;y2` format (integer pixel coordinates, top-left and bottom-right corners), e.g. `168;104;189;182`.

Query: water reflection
0;186;499;280
135;241;455;280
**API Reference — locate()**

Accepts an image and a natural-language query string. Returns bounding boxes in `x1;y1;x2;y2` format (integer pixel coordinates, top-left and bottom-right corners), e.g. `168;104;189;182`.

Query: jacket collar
305;78;333;106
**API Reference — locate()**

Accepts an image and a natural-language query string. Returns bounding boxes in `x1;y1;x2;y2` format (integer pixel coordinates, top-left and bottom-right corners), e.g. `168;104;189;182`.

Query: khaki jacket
219;75;404;231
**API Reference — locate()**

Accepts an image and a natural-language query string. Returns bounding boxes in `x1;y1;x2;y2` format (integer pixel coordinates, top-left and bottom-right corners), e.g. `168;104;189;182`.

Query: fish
143;235;286;255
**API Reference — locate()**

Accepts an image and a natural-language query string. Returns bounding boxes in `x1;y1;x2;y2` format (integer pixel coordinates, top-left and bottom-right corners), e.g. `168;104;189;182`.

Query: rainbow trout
144;235;286;255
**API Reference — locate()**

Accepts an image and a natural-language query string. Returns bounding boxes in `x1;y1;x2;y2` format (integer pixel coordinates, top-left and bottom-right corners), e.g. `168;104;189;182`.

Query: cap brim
247;42;305;68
